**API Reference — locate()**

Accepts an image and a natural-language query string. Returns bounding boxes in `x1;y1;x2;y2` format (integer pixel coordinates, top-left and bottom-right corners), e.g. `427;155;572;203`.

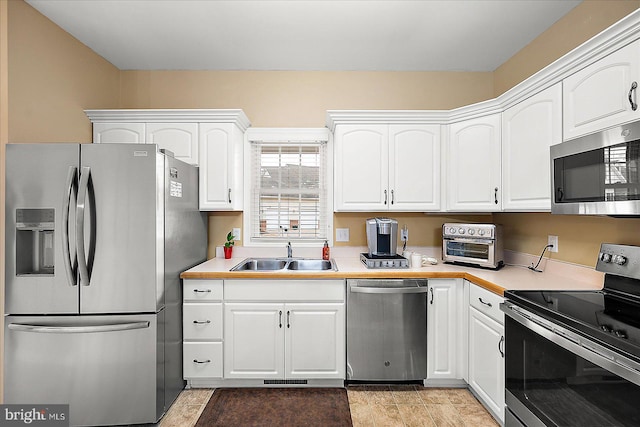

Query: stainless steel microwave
551;121;640;215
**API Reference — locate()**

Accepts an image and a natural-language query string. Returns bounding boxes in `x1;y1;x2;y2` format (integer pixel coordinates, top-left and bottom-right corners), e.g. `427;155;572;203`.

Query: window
244;129;332;246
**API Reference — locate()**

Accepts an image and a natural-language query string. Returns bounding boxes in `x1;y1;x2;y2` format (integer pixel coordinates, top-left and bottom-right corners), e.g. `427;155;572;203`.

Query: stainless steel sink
230;259;288;271
287;259;334;271
230;257;337;272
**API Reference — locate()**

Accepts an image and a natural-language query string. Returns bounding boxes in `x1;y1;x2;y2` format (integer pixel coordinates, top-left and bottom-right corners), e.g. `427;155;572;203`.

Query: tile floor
158;386;499;427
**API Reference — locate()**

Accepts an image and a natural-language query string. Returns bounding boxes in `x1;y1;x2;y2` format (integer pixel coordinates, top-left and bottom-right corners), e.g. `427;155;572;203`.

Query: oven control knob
601;324;613;333
600;253;612;263
613;255;627;265
468;229;475;235
478;229;485;236
449;227;457;234
458;228;465;234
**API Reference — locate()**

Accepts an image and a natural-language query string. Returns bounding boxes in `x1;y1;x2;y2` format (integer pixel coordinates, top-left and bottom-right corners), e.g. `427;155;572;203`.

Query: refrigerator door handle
77;166;91;286
62;166;78;287
8;321;150;334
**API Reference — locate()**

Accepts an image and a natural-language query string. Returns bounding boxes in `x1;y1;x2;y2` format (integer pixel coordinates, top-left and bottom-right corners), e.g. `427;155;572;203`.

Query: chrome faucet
286;241;293;258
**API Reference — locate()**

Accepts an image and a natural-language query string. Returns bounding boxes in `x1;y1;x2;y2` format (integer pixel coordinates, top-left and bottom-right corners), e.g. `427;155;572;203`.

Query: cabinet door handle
494;187;499;205
228;188;232;204
384;189;388;205
391;189;395;205
629;81;638;111
478;297;492;307
498;336;505;358
279;310;283;328
193;320;211;324
287;310;291;328
429;287;434;305
193;359;211;364
193;289;212;293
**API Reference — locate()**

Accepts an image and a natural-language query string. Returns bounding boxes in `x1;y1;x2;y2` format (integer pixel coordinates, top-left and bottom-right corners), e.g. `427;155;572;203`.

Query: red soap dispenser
322;240;330;260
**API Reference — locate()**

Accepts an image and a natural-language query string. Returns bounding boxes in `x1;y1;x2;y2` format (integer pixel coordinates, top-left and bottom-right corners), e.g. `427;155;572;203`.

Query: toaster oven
442;223;503;269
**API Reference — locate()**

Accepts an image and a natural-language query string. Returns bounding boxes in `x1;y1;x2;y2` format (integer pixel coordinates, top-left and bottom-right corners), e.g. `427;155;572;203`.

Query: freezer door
79;143;163;314
5;143;80;314
4;314;163;426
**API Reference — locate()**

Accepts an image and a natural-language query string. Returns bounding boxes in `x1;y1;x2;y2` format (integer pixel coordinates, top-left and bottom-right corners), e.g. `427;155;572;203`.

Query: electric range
502;243;640;427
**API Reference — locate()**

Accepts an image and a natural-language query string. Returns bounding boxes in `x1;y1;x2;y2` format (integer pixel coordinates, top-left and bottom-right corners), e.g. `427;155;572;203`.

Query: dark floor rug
194;388;353;427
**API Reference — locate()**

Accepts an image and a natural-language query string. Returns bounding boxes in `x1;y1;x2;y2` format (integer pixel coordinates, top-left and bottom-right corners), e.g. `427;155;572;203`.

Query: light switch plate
336;228;350;242
233;227;241;241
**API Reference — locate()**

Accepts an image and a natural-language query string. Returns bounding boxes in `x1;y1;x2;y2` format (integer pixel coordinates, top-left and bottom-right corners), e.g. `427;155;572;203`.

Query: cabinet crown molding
85;109;251;131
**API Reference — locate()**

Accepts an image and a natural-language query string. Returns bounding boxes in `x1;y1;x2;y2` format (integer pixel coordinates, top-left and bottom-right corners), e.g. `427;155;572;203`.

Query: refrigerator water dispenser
15;208;55;276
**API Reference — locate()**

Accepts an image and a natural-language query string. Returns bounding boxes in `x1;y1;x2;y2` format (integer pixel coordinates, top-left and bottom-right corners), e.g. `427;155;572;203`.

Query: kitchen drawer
183;342;223;379
183;303;223;340
469;284;504;324
183;280;223;302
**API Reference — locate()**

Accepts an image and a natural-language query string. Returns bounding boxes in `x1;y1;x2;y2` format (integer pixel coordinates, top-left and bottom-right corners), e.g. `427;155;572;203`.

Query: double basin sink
230;257;338;272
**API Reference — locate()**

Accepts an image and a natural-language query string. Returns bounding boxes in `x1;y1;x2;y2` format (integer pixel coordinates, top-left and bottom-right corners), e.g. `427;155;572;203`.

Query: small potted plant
223;231;235;259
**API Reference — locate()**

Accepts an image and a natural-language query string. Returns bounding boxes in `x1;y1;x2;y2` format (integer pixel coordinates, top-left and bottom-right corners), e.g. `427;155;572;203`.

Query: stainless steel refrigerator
4;143;207;426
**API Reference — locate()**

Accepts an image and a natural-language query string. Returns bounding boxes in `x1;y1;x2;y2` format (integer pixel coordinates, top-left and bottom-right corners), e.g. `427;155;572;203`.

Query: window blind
249;141;328;241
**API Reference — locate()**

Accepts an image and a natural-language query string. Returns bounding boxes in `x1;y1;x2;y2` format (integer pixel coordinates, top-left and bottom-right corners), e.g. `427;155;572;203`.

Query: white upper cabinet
333;119;441;212
334;124;388;211
93;123;145;144
146;123;199;165
563;39;640;141
199;122;244;211
502;83;562;211
446;114;501;211
389;125;441;211
86;109;250;212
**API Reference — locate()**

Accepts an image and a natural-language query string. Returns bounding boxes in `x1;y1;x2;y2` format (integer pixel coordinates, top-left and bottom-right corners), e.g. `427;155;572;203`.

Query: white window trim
243;128;334;247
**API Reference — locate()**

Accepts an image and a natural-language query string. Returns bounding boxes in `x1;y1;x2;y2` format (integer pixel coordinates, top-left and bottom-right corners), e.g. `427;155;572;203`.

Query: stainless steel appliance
361;217;408;268
501;243;640;427
551;120;640;215
366;217;398;256
442;223;503;269
4;143;207;426
346;279;427;381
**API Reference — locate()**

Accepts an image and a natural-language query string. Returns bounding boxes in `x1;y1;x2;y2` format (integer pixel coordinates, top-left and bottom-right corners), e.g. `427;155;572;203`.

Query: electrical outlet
336;228;350;242
548;235;558;253
233;227;241;241
401;226;409;242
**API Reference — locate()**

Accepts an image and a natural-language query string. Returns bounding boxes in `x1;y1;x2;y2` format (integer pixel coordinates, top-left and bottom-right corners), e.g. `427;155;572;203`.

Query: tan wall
494;0;640;96
8;0;120;143
120;70;494;127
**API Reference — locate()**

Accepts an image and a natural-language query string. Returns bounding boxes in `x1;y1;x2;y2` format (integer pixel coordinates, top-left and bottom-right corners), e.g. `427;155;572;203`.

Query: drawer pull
479;297;492;307
193;289;212;293
193;320;211;324
193;359;211;364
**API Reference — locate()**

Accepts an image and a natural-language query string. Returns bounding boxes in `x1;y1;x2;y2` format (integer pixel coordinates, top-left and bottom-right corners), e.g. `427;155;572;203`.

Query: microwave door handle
76;166;91;287
62;166;78;287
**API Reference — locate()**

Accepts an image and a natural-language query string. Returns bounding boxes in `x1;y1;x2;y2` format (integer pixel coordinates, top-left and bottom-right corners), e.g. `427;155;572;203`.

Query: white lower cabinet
468;284;505;424
224;302;345;380
426;278;465;383
183;279;345;387
182;280;224;384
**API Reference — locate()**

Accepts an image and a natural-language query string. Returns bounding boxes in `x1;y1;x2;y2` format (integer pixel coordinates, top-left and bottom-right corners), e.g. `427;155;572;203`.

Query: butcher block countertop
181;247;604;296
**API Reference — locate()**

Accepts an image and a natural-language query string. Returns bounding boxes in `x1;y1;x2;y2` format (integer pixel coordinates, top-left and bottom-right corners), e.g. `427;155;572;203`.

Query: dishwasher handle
350;285;429;294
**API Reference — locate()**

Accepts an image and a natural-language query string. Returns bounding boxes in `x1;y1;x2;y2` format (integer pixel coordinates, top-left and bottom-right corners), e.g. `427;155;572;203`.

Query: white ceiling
25;0;582;72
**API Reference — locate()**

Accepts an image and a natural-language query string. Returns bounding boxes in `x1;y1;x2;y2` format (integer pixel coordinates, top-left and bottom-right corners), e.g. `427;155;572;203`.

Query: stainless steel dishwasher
346;279;428;382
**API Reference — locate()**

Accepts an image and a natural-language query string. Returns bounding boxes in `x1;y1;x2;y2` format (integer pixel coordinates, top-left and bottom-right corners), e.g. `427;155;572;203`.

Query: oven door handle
444;237;494;245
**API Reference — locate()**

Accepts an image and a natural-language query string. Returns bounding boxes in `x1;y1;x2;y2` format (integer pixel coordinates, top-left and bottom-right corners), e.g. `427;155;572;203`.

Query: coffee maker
366;217;398;256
